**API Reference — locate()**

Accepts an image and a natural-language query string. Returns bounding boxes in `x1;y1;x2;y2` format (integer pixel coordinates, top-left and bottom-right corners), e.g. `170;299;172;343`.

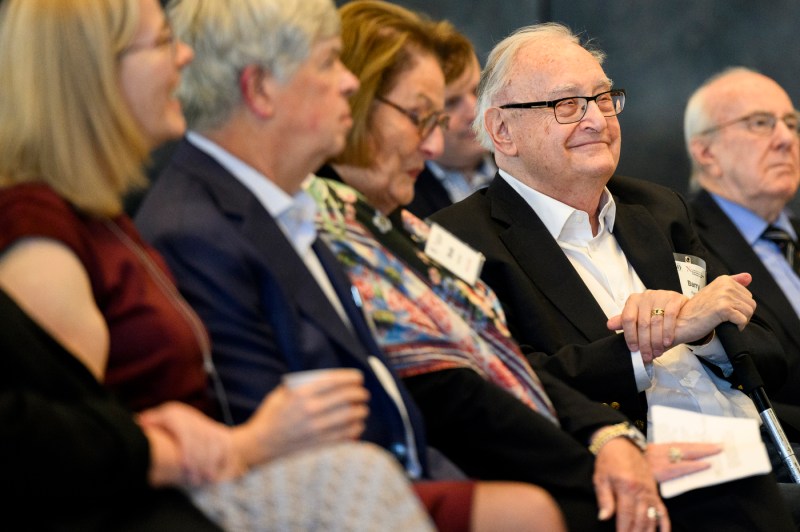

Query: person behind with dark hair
135;0;566;529
405;22;496;220
0;0;434;529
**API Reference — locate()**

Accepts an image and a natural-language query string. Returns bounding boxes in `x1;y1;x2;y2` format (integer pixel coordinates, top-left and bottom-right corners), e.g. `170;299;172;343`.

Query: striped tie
762;225;799;271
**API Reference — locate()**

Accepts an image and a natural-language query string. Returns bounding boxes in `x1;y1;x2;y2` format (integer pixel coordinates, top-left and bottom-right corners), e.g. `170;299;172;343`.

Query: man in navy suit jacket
685;67;800;434
135;0;427;476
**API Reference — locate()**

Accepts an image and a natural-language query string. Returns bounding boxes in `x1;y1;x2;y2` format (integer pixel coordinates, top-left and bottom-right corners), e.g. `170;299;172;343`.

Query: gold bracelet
588;422;647;455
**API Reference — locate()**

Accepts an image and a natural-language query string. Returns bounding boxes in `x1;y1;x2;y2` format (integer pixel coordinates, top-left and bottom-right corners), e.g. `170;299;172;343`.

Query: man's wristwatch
588;422;647;455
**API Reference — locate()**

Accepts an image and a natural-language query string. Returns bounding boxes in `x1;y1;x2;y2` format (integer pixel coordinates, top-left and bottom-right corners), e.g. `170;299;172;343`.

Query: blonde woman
0;0;432;529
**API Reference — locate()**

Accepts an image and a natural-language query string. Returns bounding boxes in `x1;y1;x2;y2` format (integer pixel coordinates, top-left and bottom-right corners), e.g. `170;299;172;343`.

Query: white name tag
424;223;485;285
674;253;706;298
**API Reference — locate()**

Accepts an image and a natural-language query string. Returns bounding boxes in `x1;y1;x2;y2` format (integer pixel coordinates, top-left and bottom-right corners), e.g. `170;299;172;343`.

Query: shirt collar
709;192;797;245
427;155;496;185
186;131;318;254
498;168;616;242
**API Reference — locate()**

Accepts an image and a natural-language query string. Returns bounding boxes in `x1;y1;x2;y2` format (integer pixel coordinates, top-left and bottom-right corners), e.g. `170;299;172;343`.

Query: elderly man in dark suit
431;22;795;529
685;68;800;422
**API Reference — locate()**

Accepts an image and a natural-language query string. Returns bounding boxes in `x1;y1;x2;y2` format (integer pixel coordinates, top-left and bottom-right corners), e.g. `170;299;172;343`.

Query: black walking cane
718;322;800;483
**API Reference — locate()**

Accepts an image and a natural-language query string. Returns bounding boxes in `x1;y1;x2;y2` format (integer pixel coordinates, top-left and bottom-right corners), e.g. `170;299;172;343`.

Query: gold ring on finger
668;446;683;463
651;308;665;317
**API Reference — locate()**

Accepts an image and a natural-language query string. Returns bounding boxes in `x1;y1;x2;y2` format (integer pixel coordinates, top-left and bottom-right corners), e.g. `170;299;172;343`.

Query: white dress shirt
499;170;758;434
187;132;352;327
427;154;497;203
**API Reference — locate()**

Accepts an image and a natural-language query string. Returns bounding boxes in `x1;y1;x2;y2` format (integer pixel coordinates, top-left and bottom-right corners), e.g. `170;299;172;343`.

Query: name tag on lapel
674;253;706;297
424;223;485;285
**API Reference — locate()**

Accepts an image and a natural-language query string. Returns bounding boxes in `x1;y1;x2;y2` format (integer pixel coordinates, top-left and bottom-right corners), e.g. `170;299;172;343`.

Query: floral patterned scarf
308;175;558;424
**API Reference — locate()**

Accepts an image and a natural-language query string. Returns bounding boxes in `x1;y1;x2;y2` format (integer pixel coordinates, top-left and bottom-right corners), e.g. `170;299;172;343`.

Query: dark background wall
338;0;800;208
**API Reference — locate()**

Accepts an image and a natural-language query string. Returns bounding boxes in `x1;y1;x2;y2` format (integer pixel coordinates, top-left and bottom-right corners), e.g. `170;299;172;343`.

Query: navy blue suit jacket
690;190;800;432
135;139;427;472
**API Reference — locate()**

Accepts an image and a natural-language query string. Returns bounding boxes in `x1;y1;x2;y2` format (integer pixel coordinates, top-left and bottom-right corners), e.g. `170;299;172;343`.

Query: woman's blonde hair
335;0;451;167
0;0;150;217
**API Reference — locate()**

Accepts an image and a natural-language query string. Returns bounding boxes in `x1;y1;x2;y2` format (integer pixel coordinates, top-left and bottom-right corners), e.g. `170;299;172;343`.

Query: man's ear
239;64;275;119
689;136;721;178
484;107;518;157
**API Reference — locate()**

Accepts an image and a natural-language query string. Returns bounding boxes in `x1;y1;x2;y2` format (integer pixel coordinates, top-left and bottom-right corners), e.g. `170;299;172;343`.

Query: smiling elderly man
431;22;794;531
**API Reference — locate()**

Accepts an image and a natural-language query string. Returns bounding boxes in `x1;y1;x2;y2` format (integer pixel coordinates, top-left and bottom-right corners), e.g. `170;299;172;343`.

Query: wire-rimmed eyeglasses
498;88;626;124
376;96;450;138
698;111;800;136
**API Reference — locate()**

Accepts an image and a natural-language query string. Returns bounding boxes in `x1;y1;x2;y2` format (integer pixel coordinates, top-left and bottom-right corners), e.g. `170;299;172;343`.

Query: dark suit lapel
415;167;452;214
172;141;370;360
239;207;367;353
487;178;613;340
613;202;683;292
692;190;800;349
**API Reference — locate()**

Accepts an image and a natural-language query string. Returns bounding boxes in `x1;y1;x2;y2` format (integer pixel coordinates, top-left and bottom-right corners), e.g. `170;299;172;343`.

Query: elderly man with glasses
686;67;800;449
432;23;796;530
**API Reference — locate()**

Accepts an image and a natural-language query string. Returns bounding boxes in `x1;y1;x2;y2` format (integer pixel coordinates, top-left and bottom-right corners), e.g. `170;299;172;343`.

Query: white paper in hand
650;405;771;498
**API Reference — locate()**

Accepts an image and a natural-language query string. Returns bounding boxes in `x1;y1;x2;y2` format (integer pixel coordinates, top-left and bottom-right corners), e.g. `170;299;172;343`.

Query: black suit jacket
136;139;427;472
431;174;787;428
0;288;218;531
406;165;453;220
690;190;800;421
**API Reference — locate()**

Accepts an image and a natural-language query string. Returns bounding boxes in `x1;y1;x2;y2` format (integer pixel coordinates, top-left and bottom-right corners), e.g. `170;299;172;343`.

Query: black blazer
689;190;800;420
431;174;787;428
0;288;218;531
406;165;453;220
136;139;428;472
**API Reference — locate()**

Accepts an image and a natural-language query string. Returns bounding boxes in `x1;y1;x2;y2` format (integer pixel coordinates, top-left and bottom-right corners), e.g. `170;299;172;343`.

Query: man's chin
577;157;618;181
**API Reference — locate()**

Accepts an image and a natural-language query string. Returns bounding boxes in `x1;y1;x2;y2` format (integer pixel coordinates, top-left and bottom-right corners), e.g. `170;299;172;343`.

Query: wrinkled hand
233;369;370;468
646;442;721;483
138;401;239;486
606;289;687;362
606;273;754;363
671;272;754;342
594;438;669;532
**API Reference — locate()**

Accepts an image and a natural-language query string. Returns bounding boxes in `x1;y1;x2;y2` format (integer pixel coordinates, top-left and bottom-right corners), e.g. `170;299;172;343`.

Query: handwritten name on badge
424;223;485;285
673;253;706;297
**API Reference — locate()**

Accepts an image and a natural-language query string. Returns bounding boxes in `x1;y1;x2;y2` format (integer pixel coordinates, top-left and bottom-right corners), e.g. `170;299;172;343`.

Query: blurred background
337;0;800;208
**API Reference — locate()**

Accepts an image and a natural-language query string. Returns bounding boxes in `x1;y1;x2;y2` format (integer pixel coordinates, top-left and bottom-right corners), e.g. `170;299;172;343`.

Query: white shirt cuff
631;350;654;391
686;334;733;377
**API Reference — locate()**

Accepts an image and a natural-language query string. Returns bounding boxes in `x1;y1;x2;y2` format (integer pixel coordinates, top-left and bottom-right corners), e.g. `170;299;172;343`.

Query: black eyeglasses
698;111;800;136
376;96;450;138
498;89;626;124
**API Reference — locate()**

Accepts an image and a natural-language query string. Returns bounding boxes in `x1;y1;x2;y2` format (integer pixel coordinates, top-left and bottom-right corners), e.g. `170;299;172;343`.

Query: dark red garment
0;183;212;414
412;481;474;531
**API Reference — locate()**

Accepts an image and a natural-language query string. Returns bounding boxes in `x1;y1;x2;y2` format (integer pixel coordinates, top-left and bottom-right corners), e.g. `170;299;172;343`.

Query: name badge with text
673;253;706;298
424;223;485;285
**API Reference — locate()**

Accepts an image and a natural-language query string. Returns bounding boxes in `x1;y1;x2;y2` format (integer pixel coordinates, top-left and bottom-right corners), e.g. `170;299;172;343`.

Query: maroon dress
0;183;212;414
